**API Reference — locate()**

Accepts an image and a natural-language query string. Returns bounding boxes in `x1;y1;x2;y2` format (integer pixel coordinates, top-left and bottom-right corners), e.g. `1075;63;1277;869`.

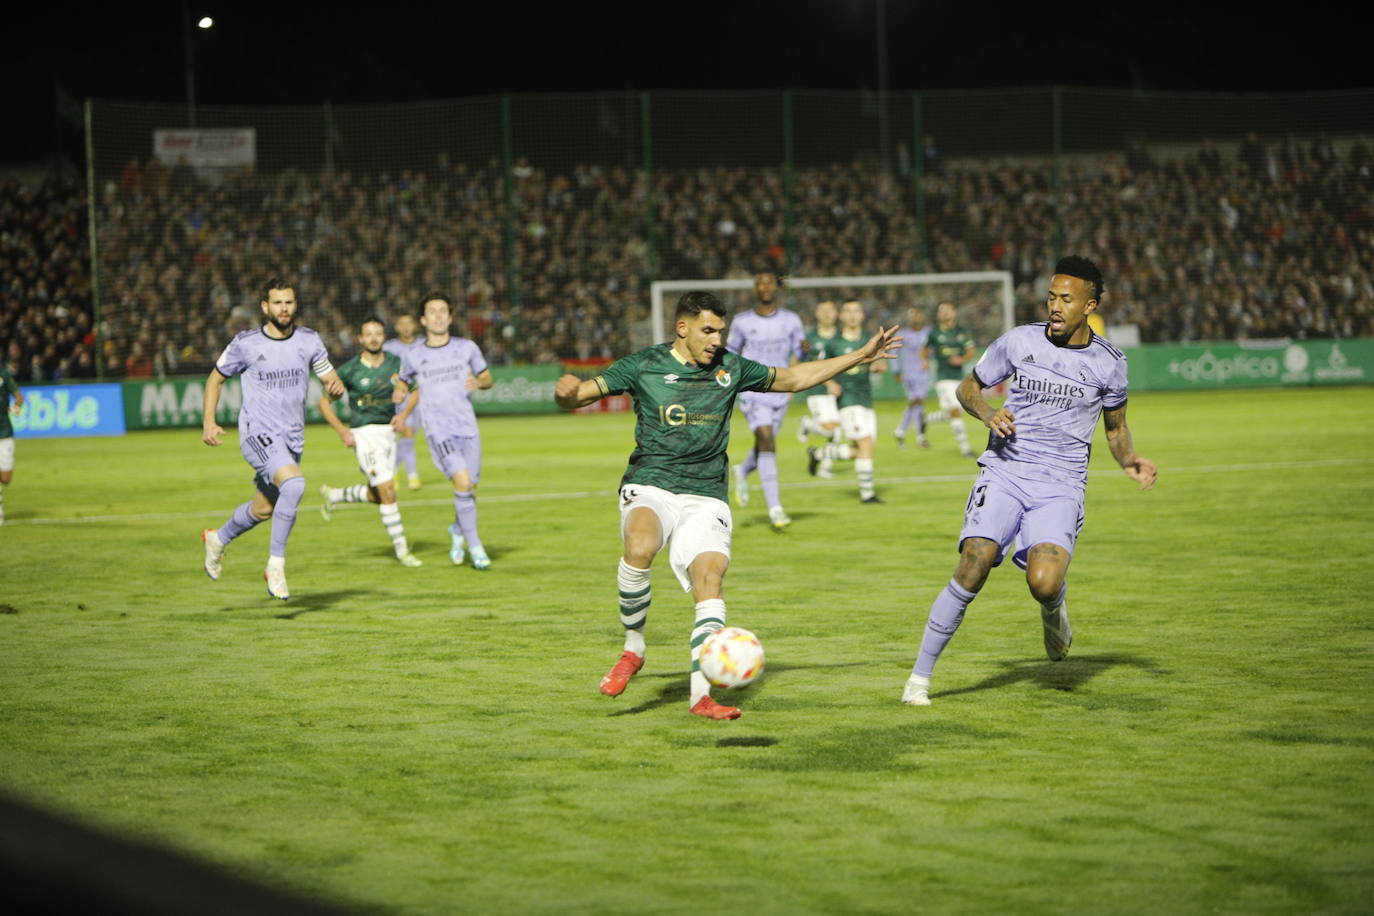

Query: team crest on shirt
714;369;732;387
360;377;371;387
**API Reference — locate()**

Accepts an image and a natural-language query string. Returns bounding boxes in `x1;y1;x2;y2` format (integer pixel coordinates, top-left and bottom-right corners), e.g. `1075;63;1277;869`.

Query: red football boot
689;696;741;720
599;651;644;696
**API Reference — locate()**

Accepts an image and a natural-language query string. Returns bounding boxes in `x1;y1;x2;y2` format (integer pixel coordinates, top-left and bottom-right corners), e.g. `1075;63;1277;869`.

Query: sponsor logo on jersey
663;374;679;384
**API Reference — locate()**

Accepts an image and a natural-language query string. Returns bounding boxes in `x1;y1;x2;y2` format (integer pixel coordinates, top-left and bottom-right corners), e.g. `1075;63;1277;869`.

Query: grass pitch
1;386;1372;913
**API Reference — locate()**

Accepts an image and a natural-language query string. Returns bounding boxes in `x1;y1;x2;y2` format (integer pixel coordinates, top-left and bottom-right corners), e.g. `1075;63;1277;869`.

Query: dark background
6;0;1373;164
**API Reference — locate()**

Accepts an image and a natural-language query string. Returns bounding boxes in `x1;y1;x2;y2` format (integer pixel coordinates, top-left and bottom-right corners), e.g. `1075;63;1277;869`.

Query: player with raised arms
555;290;901;719
201;278;344;599
383;314;424;490
392;295;494;569
316;317;422;567
727;271;804;530
903;256;1158;706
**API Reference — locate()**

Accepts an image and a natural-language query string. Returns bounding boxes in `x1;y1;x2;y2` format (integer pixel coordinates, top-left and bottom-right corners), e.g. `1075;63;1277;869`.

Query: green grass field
2;386;1372;914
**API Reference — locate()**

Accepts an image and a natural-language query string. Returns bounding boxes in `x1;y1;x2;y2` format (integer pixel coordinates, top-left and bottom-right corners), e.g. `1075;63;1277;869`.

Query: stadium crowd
5;132;1373;381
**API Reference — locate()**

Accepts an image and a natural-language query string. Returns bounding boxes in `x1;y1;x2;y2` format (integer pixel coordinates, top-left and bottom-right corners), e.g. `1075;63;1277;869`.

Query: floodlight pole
182;0;197;127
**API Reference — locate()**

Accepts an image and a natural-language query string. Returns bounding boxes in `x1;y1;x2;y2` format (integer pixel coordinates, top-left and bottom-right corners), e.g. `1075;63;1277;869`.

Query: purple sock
758;451;781;510
397;436;417;475
740;447;758;476
217;500;263;545
897;406;915;434
916;404;927;434
914;579;977;678
454;490;484;552
269;477;305;558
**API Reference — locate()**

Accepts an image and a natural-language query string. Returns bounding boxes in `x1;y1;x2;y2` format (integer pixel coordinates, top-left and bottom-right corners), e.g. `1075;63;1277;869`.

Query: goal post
648;271;1016;348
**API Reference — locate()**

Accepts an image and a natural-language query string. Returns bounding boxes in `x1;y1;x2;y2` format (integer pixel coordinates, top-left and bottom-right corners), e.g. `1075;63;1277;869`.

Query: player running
795;299;844;478
555;290;900;719
926;301;978;458
201;279;344;600
0;363;24;525
903;256;1158;706
727;271;804;530
893;306;933;448
383;314;424;490
392;295;494;569
316;317;422;567
806;299;885;502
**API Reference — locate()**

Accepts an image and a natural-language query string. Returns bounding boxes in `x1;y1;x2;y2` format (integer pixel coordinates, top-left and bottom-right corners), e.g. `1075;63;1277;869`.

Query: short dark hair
675;291;726;321
261;277;295;302
360;316;387;332
1054;256;1104;302
420;293;452;312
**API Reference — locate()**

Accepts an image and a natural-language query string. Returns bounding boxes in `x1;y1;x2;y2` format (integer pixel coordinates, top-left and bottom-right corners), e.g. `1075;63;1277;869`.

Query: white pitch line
4;456;1371;527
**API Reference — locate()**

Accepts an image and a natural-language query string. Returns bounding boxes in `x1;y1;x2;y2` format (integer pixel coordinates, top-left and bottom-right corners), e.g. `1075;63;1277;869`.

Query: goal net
647;271;1015;352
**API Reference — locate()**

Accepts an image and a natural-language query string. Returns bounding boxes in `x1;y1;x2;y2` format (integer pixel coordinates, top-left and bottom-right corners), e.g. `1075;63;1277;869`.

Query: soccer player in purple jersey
382;313;423;491
201;279;344;600
393;295;495;569
903;256;1158;706
727;271;804;531
893;306;933;448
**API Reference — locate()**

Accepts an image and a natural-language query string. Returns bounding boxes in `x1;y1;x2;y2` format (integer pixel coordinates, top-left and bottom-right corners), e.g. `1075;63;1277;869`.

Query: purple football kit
897;325;931;398
959;322;1128;567
398;337;488;481
726;307;803;432
215;325;333;495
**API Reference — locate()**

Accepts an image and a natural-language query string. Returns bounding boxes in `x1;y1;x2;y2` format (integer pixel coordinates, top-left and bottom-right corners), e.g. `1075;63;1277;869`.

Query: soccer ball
698;627;765;689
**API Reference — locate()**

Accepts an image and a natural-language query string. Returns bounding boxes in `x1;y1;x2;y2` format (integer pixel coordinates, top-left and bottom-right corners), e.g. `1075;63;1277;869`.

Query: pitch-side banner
12;384;126;438
122;365;564;429
153;128;256;169
1122;339;1374;390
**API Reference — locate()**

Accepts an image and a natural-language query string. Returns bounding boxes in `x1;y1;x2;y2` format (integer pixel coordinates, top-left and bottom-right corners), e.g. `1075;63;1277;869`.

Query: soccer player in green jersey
317;318;421;567
555;291;900;719
924;301;978;458
796;299;844;458
807;299;886;502
0;364;24;525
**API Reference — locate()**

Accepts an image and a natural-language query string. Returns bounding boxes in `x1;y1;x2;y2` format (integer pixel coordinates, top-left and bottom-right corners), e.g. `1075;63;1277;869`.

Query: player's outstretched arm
317;395;354;447
554;375;604;410
202;369;227;446
958;374;1014;437
1103;404;1157;490
390;389;419;431
771;326;901;392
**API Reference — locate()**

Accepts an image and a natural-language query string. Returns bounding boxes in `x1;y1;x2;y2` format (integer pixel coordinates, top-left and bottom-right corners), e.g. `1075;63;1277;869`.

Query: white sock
329;484;369;503
267;554;285;570
951;417;970;451
379;502;408;555
855;458;875;499
689;598;726;705
618;559;651;656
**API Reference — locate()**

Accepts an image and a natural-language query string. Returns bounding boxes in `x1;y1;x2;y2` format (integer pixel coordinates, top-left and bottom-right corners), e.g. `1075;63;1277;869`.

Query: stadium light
182;4;214;127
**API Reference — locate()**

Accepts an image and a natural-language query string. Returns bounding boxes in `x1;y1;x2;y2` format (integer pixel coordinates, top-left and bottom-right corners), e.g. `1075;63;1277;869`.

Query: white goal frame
649;271;1015;344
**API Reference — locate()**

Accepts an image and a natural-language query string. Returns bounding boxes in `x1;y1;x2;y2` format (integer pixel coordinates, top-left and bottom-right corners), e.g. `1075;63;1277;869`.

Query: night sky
6;0;1372;164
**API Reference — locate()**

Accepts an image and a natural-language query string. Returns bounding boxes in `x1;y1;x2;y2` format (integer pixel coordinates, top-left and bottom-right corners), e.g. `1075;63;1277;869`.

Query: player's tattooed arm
1103;404;1158;490
957;374;1014;436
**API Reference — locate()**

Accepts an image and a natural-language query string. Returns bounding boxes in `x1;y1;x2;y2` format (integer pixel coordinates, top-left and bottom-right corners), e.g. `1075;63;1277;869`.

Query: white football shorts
936;379;962;413
618;484;732;592
0;436;13;473
839;405;877;442
352;423;398;487
806;393;840;426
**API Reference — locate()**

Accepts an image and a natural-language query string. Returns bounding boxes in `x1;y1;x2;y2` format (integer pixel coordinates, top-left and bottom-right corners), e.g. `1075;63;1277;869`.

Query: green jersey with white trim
596;344;775;501
336;352;403;427
800;327;839;397
929;324;975;382
828;332;874;409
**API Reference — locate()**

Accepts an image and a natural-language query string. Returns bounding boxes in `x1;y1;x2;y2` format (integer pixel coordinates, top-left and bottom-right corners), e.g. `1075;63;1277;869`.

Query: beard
267;313;295;333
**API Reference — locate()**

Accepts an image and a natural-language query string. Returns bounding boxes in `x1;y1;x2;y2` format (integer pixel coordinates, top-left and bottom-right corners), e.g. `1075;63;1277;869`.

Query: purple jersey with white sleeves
215;325;332;454
970;322;1128;487
398;337;487;438
726;308;804;368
